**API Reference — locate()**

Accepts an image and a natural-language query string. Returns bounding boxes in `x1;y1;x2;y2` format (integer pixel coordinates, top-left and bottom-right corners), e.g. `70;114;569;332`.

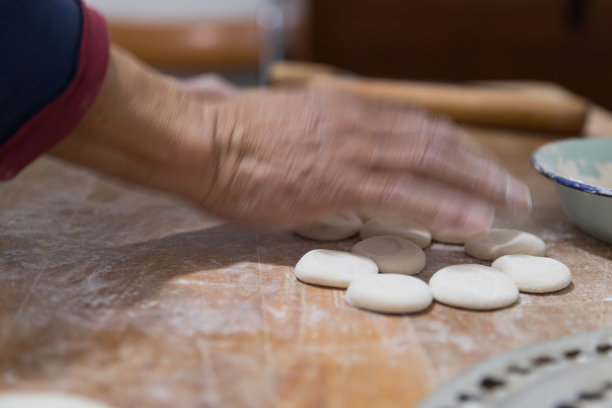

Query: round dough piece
429;264;519;310
352;235;426;275
294;249;378;288
492;255;571;293
295;213;362;241
360;218;431;248
0;392;111;408
464;229;547;261
345;274;432;314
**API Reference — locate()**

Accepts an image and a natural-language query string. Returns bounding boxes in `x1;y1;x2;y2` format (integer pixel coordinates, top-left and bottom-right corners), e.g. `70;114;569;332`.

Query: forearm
50;47;530;235
50;46;215;199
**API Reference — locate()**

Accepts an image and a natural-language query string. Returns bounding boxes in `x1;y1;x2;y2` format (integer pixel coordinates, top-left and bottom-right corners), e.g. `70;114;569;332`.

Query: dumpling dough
360;218;431;248
345;274;432;314
295;213;362;241
352;235;426;275
0;392;111;408
429;264;519;310
294;249;378;288
464;229;546;260
492;255;571;293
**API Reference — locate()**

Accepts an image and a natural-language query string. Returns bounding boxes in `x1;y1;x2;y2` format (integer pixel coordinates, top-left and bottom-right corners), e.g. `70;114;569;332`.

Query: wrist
51;46;217;201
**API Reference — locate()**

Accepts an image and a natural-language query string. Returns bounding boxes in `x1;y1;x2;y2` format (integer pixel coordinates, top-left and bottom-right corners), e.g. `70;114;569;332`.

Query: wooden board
1;119;612;407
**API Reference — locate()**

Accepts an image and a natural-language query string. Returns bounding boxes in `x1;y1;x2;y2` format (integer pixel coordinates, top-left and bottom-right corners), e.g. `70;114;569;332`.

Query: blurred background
86;0;612;108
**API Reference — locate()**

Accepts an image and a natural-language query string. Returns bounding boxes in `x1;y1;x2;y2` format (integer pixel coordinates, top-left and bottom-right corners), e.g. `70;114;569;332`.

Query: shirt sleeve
0;0;109;181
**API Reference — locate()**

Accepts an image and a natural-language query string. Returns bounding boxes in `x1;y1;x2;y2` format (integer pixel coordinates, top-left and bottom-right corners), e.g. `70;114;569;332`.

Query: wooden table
1;107;612;408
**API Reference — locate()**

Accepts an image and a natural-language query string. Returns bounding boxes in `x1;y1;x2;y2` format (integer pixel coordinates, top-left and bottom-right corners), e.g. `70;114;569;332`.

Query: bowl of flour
532;138;612;244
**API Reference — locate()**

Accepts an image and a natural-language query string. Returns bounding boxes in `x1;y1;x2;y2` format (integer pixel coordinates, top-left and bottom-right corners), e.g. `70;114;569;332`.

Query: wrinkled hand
195;88;530;236
52;47;530;238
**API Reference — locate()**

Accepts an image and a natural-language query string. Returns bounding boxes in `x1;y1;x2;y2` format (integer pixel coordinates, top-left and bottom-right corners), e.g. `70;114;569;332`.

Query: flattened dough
0;392;111;408
492;255;571;293
360;218;431;248
352;235;426;275
294;249;378;288
429;264;519;310
345;274;432;314
295;213;362;241
464;228;546;261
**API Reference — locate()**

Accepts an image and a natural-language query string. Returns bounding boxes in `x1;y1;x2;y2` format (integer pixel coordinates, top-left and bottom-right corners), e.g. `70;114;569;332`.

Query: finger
320;98;532;213
331;168;496;238
328;119;531;213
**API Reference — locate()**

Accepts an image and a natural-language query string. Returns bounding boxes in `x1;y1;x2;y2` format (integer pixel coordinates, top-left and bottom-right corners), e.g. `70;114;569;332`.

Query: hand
51;46;530;239
195;88;530;237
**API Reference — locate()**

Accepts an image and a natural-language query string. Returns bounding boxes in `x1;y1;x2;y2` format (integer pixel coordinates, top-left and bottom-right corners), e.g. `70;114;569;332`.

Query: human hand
51;47;529;239
194;88;530;237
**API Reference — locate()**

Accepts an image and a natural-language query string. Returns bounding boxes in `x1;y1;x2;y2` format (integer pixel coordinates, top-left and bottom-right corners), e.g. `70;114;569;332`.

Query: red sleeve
0;1;109;181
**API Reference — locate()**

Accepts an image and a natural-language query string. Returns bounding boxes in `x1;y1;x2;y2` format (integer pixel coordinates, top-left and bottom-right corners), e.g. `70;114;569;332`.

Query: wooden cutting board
0;100;611;408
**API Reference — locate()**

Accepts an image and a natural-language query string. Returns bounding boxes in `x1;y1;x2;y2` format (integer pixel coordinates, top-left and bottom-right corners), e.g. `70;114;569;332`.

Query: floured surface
1;125;612;408
0;392;111;408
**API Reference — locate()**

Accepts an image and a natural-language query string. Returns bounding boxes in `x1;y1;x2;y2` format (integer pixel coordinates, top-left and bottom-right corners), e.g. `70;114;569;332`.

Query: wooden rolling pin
268;61;589;134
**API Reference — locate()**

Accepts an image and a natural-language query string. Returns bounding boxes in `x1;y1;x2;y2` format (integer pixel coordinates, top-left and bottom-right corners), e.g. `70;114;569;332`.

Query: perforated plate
416;329;612;408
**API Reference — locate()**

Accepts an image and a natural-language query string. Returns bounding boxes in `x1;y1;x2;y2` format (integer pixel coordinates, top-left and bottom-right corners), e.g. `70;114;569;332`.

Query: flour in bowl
557;158;612;189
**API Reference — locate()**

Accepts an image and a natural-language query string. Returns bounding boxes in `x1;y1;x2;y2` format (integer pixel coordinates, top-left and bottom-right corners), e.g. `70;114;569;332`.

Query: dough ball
295;213;362;241
352;235;426;275
360;218;431;248
429;264;519;310
0;392;111;408
464;228;546;261
492;255;571;293
294;249;378;288
345;274;432;314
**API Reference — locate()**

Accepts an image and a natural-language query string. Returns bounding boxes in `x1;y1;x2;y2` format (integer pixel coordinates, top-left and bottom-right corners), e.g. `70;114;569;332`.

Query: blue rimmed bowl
531;138;612;244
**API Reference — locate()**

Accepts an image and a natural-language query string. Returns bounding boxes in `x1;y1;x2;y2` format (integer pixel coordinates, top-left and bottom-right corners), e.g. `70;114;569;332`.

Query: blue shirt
0;0;82;145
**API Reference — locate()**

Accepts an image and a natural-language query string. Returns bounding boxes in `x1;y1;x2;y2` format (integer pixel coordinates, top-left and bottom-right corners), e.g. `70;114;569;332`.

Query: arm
50;46;217;200
1;1;530;238
51;47;530;239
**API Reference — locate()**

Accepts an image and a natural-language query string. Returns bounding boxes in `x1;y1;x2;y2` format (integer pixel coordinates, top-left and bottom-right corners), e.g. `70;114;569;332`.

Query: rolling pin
268;61;589;134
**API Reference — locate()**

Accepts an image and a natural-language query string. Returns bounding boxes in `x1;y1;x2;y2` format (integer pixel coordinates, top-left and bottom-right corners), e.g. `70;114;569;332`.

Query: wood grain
1;108;612;407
